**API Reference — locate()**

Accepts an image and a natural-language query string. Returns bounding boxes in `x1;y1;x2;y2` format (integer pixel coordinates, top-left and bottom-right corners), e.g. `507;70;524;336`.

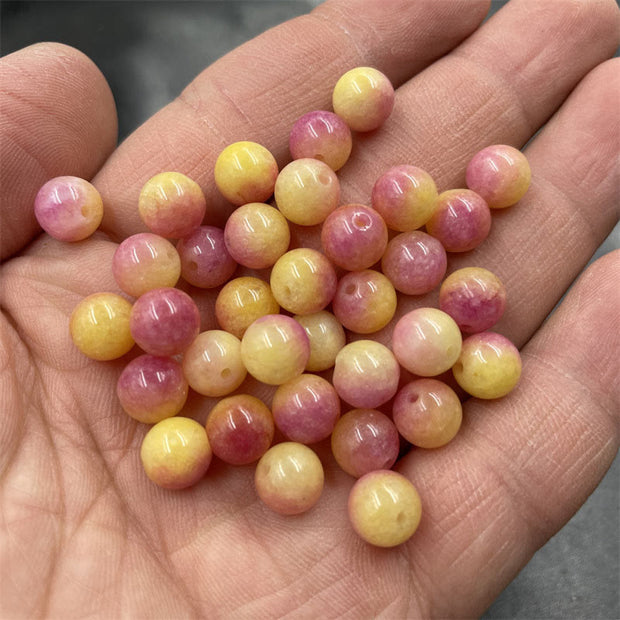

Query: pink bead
130;287;200;356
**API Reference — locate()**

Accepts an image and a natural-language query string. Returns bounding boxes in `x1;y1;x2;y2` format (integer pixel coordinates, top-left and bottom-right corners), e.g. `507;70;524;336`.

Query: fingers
0;43;118;260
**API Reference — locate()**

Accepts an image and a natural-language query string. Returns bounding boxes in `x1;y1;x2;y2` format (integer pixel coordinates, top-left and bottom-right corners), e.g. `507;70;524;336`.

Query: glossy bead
140;417;211;489
425;189;491;253
215;276;280;339
138;172;206;239
381;231;447;296
332;67;395;132
130;287;200;356
240;314;310;385
331;409;400;478
255;442;324;515
392;379;462;449
70;293;134;361
333;340;400;409
205;394;274;465
117;355;188;424
453;332;522;399
176;225;237;288
270;248;337;315
34;176;103;242
392;308;462;377
274;158;340;226
224;203;290;269
371;165;438;231
112;233;181;298
289;110;353;171
182;330;246;397
272;374;340;444
214;141;278;206
321;204;388;271
439;267;507;333
348;470;422;547
332;270;397;334
466;144;531;209
294;310;346;372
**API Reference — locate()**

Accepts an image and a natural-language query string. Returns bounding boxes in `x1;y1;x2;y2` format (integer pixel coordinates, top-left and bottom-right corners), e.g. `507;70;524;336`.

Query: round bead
425;189;491;253
205;394;274;465
176;226;237;288
214;141;278;206
34;176;103;242
439;267;507;333
117;355;188;424
270;248;337;315
289;110;353;171
293;310;346;372
140;417;211;489
112;233;181;298
453;332;522;399
274;158;340;226
333;340;400;409
240;314;310;385
130;287;200;356
182;330;246;397
348;470;422;547
392;379;462;449
272;374;341;444
321;204;388;271
138;172;206;239
371;165;438;231
332;270;397;334
331;409;400;478
255;442;324;515
70;293;134;361
392;308;462;377
215;276;280;339
332;67;395;132
381;231;447;296
466;144;531;209
224;203;290;269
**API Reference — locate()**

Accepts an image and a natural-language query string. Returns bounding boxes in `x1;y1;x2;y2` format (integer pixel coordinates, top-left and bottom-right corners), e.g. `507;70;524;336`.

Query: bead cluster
36;66;531;549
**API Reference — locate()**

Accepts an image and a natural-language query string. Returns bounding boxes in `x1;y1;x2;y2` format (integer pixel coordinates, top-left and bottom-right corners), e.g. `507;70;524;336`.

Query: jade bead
293;310;346;372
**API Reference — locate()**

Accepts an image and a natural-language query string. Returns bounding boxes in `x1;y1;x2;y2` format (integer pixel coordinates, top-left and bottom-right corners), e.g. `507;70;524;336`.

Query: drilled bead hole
221;368;231;378
352;214;371;230
408;393;419;404
345;284;356;295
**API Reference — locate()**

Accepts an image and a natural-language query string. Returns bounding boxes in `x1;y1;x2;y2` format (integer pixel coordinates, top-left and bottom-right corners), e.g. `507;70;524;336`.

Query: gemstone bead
289;110;353;171
240;314;310;385
140;417;212;489
182;330;246;397
272;374;341;444
371;165;438;232
205;394;274;465
332;67;395;132
70;292;134;361
331;409;400;478
348;470;422;547
270;248;337;315
138;172;206;239
34;175;103;242
321;204;388;271
293;310;346;372
392;308;462;377
332;269;397;334
439;267;507;333
214;141;278;206
255;442;324;515
223;203;290;269
130;287;200;356
453;331;522;399
117;354;188;424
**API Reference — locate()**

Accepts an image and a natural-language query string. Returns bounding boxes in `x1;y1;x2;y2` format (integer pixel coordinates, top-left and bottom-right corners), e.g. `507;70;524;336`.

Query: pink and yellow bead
293;310;346;372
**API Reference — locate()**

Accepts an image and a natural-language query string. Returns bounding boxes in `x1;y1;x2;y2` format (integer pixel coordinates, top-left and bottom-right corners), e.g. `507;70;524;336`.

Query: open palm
1;0;619;617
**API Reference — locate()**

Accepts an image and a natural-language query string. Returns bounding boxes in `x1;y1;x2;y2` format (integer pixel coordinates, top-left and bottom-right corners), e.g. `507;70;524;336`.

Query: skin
0;0;618;617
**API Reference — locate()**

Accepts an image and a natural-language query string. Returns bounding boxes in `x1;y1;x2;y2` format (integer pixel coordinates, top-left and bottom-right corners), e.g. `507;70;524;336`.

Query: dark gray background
2;1;618;618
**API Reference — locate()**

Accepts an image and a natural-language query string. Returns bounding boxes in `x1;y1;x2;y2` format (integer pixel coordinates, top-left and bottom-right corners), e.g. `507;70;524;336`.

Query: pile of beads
37;65;531;549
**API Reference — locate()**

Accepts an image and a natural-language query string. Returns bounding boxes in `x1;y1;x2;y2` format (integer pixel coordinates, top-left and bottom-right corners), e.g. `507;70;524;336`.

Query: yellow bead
294;310;346;372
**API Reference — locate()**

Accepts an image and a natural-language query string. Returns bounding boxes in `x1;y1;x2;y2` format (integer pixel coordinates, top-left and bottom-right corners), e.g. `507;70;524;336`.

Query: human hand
1;0;618;617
